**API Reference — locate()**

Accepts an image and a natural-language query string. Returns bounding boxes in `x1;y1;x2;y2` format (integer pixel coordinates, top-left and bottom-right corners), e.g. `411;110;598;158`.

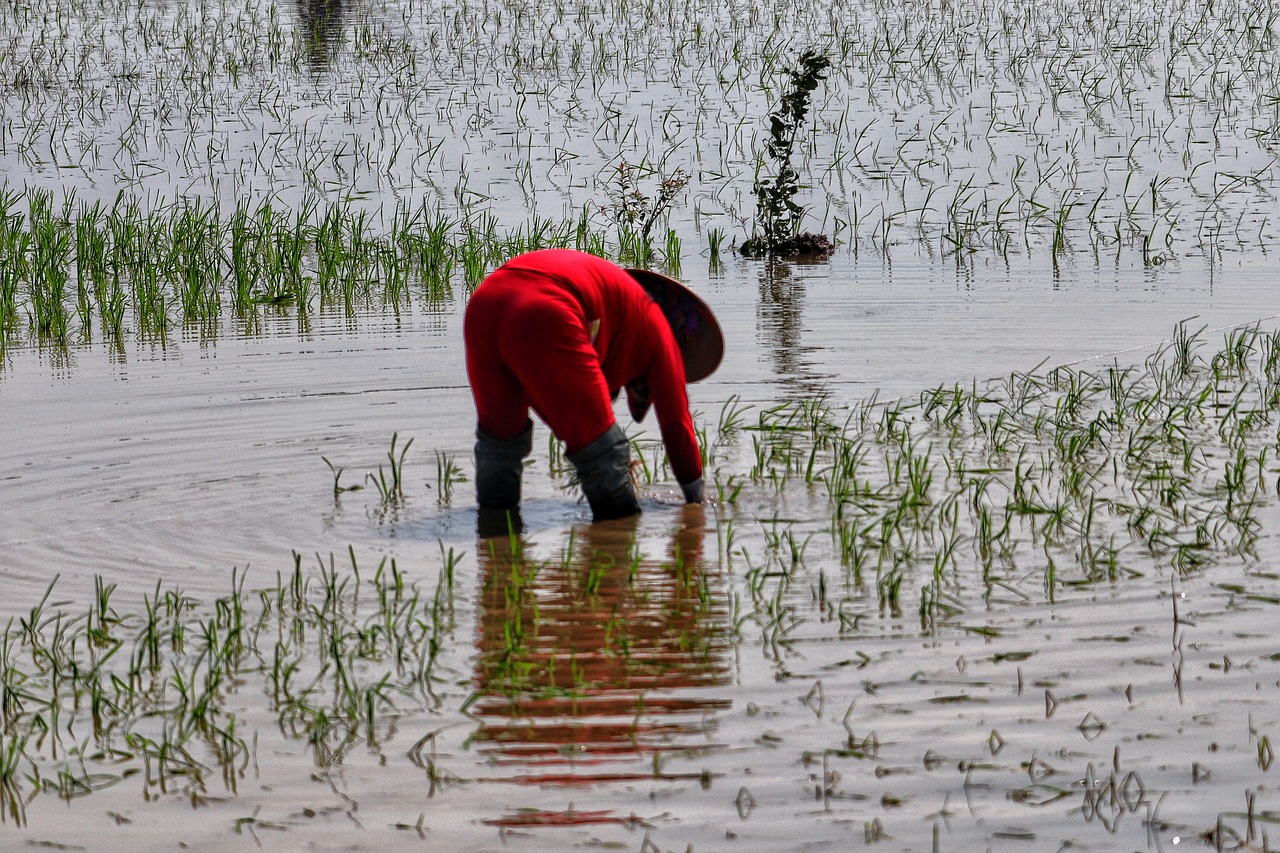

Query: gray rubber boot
567;424;641;520
475;422;532;509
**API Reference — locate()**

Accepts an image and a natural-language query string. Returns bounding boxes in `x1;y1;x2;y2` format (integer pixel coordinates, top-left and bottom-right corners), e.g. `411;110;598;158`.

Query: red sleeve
644;302;703;485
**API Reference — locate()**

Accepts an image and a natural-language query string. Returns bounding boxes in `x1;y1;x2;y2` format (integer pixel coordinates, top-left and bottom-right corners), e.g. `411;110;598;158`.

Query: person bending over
464;248;722;522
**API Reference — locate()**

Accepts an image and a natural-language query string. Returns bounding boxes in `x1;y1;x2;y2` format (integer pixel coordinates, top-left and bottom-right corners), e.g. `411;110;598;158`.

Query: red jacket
465;249;703;486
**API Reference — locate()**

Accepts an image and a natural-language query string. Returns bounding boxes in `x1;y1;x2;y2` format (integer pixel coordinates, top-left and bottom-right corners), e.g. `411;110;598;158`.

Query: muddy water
4;251;1276;602
7;0;1280;846
4;250;1280;850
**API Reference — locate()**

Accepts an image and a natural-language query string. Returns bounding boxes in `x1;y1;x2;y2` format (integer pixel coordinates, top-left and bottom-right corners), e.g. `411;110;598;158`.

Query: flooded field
6;0;1280;850
10;304;1280;853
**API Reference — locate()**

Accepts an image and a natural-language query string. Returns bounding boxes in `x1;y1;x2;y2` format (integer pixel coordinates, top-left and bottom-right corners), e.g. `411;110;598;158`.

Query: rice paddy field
6;0;1280;849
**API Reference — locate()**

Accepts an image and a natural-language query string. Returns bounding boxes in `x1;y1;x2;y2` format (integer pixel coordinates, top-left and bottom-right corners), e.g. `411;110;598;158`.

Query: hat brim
625;269;724;383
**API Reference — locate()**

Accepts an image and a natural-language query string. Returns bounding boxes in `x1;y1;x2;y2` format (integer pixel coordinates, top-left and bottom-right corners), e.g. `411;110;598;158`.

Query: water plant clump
0;550;461;818
740;50;833;259
366;431;414;504
711;320;1280;622
0;189;25;355
0;188;620;351
602;160;690;268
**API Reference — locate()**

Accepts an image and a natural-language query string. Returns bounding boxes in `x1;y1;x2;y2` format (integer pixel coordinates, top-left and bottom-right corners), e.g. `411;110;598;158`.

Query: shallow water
6;251;1280;851
5;248;1278;599
7;0;1280;849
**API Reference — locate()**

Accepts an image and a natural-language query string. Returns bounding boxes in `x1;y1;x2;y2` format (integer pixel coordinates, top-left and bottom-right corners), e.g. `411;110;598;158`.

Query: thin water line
863;312;1280;410
1051;312;1280;371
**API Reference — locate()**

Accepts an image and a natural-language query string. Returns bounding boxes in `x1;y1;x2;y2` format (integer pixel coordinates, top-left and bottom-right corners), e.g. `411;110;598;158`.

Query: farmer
464;248;723;523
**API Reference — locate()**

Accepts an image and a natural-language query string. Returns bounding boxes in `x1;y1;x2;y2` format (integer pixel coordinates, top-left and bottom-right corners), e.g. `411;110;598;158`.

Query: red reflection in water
470;506;730;820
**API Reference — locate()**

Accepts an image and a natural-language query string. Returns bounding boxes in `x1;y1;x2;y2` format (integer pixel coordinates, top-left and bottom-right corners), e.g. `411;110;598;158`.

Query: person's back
463;250;718;527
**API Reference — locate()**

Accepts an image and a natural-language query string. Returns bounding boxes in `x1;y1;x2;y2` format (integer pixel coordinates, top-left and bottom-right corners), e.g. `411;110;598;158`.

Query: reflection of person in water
470;507;729;786
295;0;345;70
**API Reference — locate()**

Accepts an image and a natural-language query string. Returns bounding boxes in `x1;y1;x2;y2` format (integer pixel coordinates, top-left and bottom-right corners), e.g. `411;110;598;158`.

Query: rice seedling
366;431;413;504
26;189;72;345
434;450;465;506
0;184;625;350
706;227;725;270
321;456;362;499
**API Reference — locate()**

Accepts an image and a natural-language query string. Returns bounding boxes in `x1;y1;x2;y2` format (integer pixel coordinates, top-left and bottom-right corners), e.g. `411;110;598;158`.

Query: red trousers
463;250;702;486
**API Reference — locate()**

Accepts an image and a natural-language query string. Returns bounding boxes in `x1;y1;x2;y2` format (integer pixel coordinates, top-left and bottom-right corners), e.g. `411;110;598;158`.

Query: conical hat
625;269;724;383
